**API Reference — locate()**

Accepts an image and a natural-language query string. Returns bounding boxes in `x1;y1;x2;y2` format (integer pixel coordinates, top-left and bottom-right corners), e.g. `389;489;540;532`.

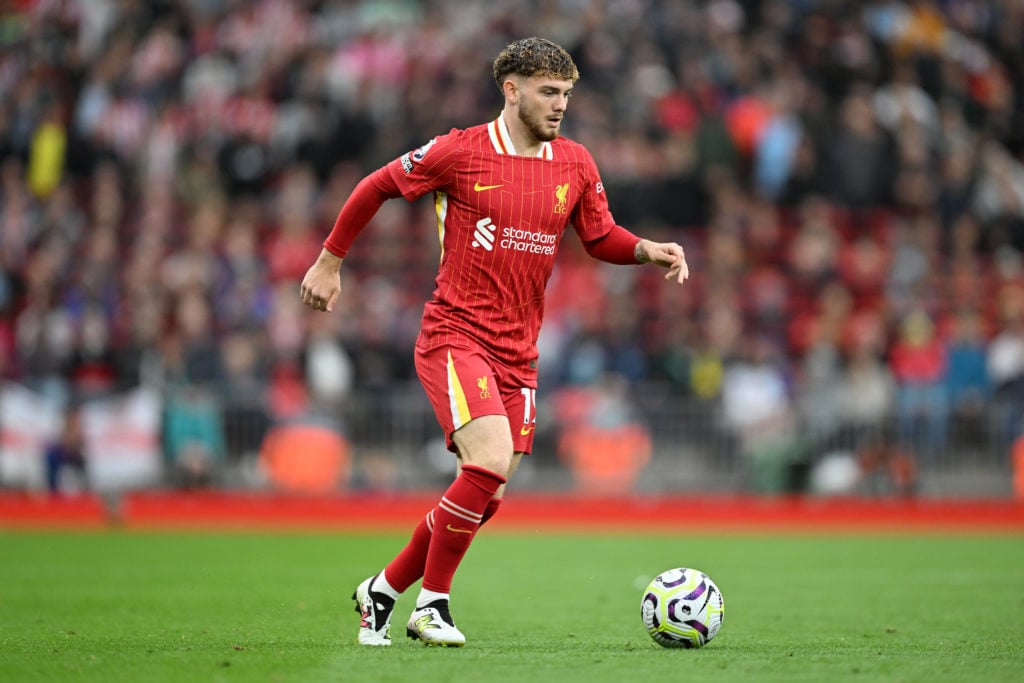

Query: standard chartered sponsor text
501;226;557;254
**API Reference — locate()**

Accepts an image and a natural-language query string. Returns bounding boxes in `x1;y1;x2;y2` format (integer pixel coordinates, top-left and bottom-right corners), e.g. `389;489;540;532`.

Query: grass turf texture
1;532;1021;683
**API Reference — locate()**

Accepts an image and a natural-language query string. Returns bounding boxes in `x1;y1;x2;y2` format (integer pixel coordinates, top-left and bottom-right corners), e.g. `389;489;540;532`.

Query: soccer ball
641;567;725;648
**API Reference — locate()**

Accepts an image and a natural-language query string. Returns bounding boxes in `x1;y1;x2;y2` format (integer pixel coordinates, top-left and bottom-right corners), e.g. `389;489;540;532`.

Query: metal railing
217;382;1016;498
4;380;1014;497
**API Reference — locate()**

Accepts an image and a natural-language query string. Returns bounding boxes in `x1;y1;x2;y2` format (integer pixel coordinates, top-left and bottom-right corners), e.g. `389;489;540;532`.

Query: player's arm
581;227;689;283
580;224;640;264
573;148;688;283
300;167;401;312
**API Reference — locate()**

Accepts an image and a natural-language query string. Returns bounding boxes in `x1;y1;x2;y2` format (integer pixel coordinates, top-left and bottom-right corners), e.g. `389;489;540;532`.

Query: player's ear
502;78;518;103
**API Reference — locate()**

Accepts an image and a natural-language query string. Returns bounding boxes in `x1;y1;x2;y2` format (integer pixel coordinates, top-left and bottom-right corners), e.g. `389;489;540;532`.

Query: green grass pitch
1;530;1022;683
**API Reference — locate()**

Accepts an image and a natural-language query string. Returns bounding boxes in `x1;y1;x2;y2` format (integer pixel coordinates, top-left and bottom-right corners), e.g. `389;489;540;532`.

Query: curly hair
492;37;579;91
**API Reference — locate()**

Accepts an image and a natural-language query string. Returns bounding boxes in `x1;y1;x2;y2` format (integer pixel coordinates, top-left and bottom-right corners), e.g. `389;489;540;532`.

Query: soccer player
300;37;690;647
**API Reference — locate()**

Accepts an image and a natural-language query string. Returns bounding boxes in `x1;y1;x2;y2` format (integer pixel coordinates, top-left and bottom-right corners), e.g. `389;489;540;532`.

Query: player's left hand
636;239;689;284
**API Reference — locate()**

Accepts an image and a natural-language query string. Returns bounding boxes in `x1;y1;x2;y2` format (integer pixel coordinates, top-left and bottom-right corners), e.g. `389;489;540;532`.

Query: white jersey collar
488;116;553;159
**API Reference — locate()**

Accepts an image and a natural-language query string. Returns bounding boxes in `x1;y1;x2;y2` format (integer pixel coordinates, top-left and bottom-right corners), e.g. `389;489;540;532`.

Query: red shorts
414;341;538;454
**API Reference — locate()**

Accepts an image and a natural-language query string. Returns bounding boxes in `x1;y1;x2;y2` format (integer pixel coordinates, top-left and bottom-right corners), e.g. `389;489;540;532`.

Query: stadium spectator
162;385;224;489
944;308;991;432
889;309;949;459
43;406;88;495
720;334;805;493
987;304;1024;453
838;332;898;448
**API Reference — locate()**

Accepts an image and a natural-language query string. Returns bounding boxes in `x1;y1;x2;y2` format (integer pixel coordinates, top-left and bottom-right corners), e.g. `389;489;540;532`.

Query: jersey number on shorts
519;388;537;436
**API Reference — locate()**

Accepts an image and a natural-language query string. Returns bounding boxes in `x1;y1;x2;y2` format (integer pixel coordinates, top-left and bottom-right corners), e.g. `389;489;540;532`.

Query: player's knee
453;416;514;475
470;450;512;478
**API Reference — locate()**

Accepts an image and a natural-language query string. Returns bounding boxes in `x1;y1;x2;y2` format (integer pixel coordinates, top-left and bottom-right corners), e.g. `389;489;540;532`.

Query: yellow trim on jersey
447;350;472;429
434;191;447;262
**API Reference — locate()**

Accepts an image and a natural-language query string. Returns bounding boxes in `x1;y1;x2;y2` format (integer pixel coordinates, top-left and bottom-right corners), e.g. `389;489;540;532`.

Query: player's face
516;76;573;142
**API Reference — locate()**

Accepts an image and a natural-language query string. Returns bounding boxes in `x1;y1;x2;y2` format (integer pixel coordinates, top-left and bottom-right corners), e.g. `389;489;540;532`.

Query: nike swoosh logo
474;182;503;192
446;524;473;534
415;614;440;630
520;425;535;436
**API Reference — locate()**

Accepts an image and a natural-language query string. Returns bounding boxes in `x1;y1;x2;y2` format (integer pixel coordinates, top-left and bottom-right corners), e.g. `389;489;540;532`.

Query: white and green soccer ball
641;567;725;648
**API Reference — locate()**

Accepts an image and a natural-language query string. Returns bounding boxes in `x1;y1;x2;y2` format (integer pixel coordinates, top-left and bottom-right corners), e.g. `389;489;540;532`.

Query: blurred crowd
2;0;1024;488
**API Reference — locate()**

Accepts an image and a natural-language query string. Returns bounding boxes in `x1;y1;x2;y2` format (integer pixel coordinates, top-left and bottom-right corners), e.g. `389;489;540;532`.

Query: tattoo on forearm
634;241;648;264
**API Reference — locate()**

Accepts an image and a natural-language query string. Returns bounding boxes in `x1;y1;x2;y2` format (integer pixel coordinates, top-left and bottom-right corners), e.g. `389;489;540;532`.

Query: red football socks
481;496;503;526
422;464;506;593
382;513;433;593
383;472;505;594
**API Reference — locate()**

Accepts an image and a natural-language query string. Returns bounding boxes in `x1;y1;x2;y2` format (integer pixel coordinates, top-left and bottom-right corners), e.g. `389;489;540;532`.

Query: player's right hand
300;248;343;312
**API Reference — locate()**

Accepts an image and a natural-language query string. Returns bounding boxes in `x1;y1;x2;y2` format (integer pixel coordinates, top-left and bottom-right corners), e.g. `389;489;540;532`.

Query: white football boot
352;575;395;646
406;600;466;647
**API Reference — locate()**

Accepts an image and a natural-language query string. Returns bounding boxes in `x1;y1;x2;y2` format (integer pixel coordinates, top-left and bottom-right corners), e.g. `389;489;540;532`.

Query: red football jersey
385;116;625;367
